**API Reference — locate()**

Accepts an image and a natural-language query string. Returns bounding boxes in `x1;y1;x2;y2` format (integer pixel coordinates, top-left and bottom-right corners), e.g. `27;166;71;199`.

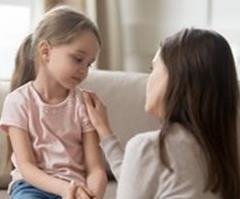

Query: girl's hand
83;91;113;140
75;185;95;199
64;181;77;199
64;181;95;199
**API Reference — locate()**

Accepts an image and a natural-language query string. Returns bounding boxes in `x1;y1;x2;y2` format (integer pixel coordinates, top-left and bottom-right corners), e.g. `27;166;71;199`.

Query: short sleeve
79;105;95;133
0;93;28;133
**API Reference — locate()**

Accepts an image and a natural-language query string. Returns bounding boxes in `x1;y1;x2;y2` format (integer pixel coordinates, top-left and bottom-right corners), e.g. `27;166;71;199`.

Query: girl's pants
10;180;61;199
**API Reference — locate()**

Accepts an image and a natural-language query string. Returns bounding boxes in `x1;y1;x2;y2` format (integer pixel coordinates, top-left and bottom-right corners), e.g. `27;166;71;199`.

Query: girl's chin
63;81;80;89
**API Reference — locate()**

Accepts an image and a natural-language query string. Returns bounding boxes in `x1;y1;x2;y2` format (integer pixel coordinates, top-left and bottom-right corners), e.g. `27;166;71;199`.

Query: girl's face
145;49;168;119
45;31;99;89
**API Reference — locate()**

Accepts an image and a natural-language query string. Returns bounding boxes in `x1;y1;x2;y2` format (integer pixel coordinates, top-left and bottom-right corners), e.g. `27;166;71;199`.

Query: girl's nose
77;64;88;74
78;62;88;70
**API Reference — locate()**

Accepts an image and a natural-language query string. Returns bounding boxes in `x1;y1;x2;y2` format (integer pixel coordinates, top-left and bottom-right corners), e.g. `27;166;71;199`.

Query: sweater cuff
100;134;119;151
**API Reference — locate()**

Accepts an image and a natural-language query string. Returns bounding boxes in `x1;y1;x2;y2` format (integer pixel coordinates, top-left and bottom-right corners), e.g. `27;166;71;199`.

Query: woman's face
145;49;168;119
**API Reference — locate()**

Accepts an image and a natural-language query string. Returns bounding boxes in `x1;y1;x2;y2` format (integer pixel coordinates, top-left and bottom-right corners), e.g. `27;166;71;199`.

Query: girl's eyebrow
75;49;87;54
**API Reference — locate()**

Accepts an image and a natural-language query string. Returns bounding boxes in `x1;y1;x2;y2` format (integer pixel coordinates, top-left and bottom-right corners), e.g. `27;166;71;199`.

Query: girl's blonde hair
11;6;101;91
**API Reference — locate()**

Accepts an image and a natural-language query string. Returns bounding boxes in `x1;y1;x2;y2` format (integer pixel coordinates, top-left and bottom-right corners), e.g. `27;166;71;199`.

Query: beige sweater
100;124;221;199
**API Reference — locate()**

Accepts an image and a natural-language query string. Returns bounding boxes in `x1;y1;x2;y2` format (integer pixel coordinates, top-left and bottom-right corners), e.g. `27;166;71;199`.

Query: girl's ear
37;40;51;64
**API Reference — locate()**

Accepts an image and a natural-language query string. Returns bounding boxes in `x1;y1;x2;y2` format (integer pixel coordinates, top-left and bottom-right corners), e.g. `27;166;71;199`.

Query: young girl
0;6;107;199
83;28;240;198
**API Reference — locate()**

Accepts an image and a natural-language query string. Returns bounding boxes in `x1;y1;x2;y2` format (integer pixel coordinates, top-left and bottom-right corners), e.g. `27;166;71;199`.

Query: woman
83;28;240;199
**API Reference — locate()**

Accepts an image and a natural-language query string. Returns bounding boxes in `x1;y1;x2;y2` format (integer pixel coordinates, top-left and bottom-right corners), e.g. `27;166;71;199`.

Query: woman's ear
37;40;51;64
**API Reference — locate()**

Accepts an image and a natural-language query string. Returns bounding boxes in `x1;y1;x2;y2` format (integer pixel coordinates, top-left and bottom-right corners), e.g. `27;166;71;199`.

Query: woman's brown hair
11;6;101;91
160;28;239;198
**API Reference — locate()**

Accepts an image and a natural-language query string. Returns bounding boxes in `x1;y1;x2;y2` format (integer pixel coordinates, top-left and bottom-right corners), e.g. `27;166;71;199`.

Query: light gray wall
119;0;240;76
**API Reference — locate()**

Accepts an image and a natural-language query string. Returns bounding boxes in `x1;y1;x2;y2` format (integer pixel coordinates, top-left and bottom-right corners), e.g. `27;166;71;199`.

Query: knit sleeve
116;134;160;199
100;134;124;180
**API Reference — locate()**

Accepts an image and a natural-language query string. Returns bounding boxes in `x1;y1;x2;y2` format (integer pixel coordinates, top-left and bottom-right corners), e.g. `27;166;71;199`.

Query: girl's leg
9;180;61;199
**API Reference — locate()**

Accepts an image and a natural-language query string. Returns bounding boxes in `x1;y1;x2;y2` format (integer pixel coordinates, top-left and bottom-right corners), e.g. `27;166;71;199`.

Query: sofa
0;70;160;199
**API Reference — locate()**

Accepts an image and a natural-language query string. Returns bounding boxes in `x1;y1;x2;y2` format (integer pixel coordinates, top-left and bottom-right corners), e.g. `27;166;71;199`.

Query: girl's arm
8;126;89;199
83;91;124;180
83;130;108;199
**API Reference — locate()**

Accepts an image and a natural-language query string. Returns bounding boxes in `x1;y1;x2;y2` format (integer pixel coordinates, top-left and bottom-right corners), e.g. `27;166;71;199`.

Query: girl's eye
71;55;83;63
74;57;83;63
71;55;93;68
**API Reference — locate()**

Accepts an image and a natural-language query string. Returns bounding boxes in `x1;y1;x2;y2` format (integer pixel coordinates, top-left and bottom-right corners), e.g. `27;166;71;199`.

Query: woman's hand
83;91;113;140
64;181;95;199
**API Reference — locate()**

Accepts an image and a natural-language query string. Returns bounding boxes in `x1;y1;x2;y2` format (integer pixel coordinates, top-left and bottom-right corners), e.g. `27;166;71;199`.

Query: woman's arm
83;130;108;199
8;126;91;199
99;135;124;180
116;135;160;199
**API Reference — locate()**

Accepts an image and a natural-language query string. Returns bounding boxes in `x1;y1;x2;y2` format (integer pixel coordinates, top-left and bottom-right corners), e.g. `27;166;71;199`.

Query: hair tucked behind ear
11;34;35;91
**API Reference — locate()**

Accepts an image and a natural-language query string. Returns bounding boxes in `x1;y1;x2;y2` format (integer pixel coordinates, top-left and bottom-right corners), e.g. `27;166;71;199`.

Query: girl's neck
33;73;70;105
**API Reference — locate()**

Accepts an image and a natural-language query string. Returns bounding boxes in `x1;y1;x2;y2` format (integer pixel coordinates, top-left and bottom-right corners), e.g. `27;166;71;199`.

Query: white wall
211;0;240;76
0;0;44;80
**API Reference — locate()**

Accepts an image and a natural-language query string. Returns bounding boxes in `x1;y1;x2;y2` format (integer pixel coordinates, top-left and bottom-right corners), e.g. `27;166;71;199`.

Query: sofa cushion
0;190;9;199
0;81;12;189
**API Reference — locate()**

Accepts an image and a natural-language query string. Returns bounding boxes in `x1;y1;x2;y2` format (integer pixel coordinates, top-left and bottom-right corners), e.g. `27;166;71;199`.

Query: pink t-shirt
0;81;95;188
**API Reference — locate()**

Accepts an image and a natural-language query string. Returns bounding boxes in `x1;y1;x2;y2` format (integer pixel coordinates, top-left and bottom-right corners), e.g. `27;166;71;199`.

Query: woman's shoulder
166;123;200;149
126;124;200;155
126;125;204;165
165;123;207;171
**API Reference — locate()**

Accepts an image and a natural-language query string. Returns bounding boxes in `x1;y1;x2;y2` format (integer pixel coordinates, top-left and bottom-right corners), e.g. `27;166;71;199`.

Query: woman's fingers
83;91;104;107
88;92;104;106
83;92;95;110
